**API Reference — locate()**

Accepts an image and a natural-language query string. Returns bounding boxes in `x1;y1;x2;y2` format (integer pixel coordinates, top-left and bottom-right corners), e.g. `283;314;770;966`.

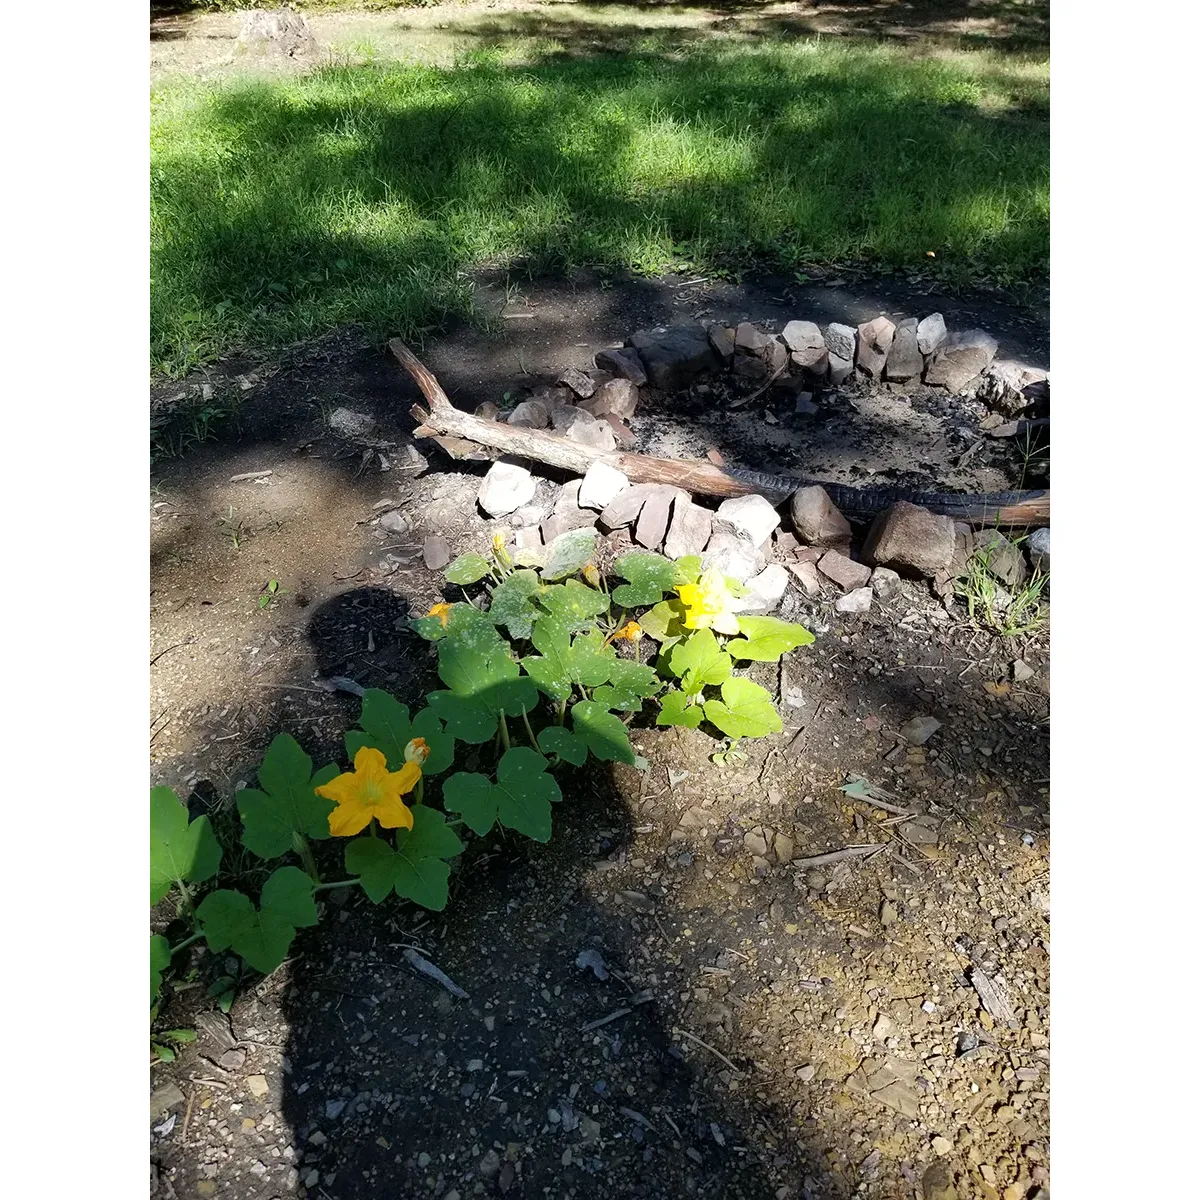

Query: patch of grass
150;39;1048;374
955;543;1048;638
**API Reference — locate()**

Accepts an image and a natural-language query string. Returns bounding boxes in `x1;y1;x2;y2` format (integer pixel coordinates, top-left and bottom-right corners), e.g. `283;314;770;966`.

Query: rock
151;1083;186;1119
742;564;790;613
664;496;713;559
884;317;922;382
880;900;898;927
507;398;551;428
715;494;781;548
972;529;1028;587
793;390;819;415
237;7;317;57
195;1010;237;1052
817;549;872;590
825;322;857;362
379;509;408;534
602;414;636;448
328;407;376;439
422;535;451;571
774;832;794;864
479;1149;502;1180
246;1074;269;1099
218;1048;246;1071
635;486;687;550
924;329;999;392
862;501;956;577
781;320;824;355
790;346;829;380
474;400;500;420
585;378;639;420
578;462;630;510
763;337;790;374
835;586;873;614
735;322;773;356
325;1098;347;1119
1012;659;1034;683
869;566;901;600
930;1136;953;1157
786;560;822;595
976;360;1050;415
707;324;736;364
873;1014;894;1040
922;1161;959;1200
559;367;596;399
601;483;658;529
797;1064;817;1084
789;485;852;547
595;346;648;387
732;353;771;382
514;526;542;555
856;316;896;377
916;312;948;356
541;510;596;542
702;520;766;583
478;458;537;517
828;352;854;385
1026;526;1050;574
629;324;717;389
552;405;618;451
899;715;941;745
513;504;546;527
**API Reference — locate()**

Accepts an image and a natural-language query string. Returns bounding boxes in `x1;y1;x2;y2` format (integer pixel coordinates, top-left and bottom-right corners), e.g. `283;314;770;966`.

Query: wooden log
388;339;1049;527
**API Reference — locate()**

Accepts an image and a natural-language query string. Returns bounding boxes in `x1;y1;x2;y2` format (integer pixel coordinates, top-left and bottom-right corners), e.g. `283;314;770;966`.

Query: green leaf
237;734;339;859
656;688;704;728
592;659;662;712
161;1028;197;1044
151;1043;176;1063
673;555;703;586
344;807;464;909
536;579;611;628
344;691;455;777
571;700;635;764
443;748;560;841
540;529;597;581
522;616;615;702
195;869;317;976
661;628;733;696
150;786;224;905
703;677;783;739
432;626;538;739
410;602;496;642
537;726;587;766
725;615;815;662
444;552;493;585
488;569;542;640
426;692;498;744
638;598;688;650
151;935;172;1005
611;550;677;607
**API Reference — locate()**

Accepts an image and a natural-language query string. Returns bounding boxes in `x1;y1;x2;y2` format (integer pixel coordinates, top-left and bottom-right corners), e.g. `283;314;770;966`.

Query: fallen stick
388;339;1049;525
673;1027;744;1076
791;844;888;870
402;947;469;999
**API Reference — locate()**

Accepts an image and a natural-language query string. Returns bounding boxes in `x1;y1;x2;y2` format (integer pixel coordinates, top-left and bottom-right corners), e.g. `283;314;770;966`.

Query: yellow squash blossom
404;737;430;765
427;602;452;628
316;747;421;837
582;563;602;589
676;568;744;635
609;620;643;643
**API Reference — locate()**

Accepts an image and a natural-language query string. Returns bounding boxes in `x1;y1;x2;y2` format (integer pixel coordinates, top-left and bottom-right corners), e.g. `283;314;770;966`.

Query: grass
150;37;1048;375
955;540;1048;638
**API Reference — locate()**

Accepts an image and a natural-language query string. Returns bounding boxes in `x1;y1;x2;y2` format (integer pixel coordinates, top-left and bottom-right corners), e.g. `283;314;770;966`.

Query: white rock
741;564;789;613
701;521;764;583
578;462;630;510
328;407;377;438
1026;526;1049;574
478;458;536;517
715;494;781;548
835;587;872;614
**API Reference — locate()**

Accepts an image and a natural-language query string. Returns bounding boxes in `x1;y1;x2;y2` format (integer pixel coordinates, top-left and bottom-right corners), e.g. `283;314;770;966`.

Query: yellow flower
609;620;642;643
492;534;513;569
583;563;602;589
676;568;744;636
316;747;421;837
404;737;430;765
427;602;452;628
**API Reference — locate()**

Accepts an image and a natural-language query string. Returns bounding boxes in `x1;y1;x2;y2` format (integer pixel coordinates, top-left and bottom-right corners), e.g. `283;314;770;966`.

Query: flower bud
404;737;430;766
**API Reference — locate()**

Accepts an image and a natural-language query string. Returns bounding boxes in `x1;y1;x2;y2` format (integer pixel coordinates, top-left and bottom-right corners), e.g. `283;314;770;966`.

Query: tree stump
236;7;318;58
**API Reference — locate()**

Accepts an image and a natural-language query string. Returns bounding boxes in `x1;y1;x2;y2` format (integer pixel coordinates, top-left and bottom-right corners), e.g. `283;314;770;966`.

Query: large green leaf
540;529;597;581
661;628;733;696
443;747;560;841
343;807;464;909
592;659;662;712
656;688;704;729
673;555;703;586
433;626;538;740
426;692;498;744
725;615;815;662
537;726;587;766
488;569;542;640
150;786;224;905
535;579;610;628
410;602;497;642
703;677;783;739
444;552;493;585
611;550;677;607
571;700;635;764
343;691;455;776
195;867;318;975
237;734;339;860
638;597;688;651
522;615;615;702
151;934;172;1005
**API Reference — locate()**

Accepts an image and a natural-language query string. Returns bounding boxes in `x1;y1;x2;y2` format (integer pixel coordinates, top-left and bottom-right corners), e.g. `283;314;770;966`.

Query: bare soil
151;267;1049;1200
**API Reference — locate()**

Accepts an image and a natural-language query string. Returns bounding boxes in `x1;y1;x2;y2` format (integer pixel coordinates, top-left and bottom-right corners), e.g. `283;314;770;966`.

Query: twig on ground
229;469;273;482
580;990;653;1032
403;947;469;999
729;364;787;409
791;844;888;870
673;1027;743;1076
180;1088;196;1143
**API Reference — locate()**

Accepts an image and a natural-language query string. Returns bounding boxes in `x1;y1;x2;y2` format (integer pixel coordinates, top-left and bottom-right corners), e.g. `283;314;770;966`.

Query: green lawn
150;38;1048;375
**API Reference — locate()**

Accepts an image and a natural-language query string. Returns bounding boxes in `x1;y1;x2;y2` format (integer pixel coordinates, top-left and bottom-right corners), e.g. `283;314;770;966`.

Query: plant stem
444;818;464;829
556;697;567;726
169;931;204;957
414;775;425;806
293;831;321;884
175;878;195;919
498;710;511;752
314;878;360;892
520;707;538;748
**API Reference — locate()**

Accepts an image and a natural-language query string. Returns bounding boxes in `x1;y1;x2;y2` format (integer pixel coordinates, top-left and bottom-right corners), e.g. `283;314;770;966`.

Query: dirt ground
150;264;1049;1200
